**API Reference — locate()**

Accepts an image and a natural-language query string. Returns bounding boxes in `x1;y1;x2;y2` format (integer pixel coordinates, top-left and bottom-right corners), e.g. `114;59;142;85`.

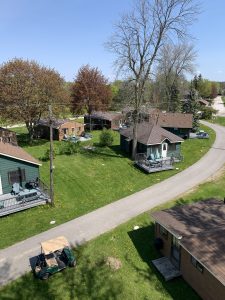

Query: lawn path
1;121;225;286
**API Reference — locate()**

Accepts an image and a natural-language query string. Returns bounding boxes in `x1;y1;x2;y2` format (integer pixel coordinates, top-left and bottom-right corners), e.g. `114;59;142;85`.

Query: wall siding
0;155;39;194
181;248;225;300
154;223;225;300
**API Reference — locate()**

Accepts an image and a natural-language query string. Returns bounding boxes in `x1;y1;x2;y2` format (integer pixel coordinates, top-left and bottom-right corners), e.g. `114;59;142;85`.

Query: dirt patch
105;257;122;270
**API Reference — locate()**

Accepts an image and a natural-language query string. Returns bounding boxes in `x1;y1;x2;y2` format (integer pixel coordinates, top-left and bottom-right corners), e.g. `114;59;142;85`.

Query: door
161;143;168;158
171;235;181;269
0;175;3;195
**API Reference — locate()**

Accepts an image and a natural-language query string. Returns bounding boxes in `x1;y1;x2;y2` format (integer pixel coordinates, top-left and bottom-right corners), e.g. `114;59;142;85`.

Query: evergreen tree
182;81;200;131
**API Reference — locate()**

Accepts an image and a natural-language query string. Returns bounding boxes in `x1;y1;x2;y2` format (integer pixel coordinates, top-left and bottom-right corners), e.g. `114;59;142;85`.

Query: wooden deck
135;154;174;173
152;257;181;281
136;161;174;173
0;187;50;217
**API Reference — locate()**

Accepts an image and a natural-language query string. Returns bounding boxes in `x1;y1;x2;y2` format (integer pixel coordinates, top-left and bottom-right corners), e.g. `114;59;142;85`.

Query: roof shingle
151;199;225;286
0;142;41;166
120;122;184;145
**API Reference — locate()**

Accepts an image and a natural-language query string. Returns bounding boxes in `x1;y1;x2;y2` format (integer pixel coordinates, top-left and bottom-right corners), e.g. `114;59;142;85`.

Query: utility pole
49;104;54;207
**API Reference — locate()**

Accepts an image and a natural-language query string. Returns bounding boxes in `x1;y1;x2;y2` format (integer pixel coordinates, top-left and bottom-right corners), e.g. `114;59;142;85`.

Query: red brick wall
59;121;84;141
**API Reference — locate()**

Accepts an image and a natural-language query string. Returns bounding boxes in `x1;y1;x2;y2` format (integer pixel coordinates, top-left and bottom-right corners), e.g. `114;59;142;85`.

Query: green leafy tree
201;106;217;120
71;65;112;129
0;58;67;141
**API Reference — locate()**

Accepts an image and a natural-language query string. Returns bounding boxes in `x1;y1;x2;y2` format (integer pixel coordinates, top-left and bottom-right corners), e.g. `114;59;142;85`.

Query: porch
135;153;174;173
152;257;181;281
0;180;50;217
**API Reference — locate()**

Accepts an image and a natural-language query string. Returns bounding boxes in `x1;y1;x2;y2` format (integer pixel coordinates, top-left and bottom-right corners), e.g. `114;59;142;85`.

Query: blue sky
0;0;224;82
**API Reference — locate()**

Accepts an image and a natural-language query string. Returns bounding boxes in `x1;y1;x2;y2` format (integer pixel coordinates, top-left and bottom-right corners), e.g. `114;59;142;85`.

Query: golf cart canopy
41;236;70;255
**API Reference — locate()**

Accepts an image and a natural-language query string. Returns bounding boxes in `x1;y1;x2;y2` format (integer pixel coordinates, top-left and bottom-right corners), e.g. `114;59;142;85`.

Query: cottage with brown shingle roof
156;112;193;139
151;199;225;300
84;111;124;130
120;122;183;160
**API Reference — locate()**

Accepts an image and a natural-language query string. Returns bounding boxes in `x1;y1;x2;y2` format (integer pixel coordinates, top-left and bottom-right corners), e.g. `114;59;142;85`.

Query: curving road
1;121;225;286
213;96;225;116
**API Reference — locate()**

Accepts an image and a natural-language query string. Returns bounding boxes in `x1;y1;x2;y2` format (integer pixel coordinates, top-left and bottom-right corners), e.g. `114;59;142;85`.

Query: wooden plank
135;162;174;173
0;199;47;217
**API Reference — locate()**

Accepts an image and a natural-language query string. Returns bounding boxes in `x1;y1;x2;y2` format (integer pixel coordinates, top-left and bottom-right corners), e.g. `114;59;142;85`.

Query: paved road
1;121;225;286
212;96;225;116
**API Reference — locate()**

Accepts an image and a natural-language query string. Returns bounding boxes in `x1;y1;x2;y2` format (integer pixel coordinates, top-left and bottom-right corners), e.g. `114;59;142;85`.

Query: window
8;169;26;184
191;256;204;273
63;128;68;134
169;144;176;151
159;225;168;238
172;235;180;250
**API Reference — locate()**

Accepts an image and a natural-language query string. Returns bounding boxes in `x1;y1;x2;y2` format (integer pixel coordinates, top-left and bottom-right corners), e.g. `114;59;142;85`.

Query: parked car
62;136;79;143
81;132;93;139
196;131;209;139
34;236;76;280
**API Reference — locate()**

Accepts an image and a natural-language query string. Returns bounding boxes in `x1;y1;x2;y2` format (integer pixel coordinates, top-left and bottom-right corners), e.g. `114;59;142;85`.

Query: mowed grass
211;116;225;126
0;124;215;249
3;164;224;300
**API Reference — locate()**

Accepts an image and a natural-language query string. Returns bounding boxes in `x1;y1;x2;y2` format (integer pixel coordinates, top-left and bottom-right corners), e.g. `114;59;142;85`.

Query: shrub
59;141;80;155
99;129;114;146
201;107;217;120
40;148;56;161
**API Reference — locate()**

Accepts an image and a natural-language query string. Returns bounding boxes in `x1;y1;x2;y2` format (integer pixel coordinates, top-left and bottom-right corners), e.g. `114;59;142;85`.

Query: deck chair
11;182;22;195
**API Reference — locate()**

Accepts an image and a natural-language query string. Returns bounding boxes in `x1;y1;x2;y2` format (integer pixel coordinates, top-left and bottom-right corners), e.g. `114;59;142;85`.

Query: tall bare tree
107;0;200;159
0;58;67;141
157;43;196;112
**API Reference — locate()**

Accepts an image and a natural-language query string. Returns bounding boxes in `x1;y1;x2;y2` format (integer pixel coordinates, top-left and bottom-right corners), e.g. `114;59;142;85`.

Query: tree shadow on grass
0;246;123;300
80;145;125;160
127;225;200;300
16;133;48;148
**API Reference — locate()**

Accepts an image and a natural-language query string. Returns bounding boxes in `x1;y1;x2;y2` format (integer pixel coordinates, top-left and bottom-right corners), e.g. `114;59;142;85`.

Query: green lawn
3;161;224;299
0;125;215;250
211;116;225;126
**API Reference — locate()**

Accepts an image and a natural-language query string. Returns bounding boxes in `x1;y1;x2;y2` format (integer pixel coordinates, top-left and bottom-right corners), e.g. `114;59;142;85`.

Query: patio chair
11;182;23;195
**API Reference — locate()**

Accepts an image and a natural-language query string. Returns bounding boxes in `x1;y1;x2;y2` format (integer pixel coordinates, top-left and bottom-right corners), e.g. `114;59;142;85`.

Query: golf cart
34;236;76;280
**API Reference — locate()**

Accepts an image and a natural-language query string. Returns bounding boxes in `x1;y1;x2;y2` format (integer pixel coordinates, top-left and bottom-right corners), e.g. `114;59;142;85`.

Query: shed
84;111;124;130
35;119;84;141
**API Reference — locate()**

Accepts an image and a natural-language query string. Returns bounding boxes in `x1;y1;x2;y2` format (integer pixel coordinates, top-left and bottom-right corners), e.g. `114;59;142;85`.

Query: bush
201;107;217;120
40;148;56;161
99;129;114;146
59;141;80;155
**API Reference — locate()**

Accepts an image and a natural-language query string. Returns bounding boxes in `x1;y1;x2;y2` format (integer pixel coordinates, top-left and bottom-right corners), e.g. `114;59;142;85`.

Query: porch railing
0;180;50;216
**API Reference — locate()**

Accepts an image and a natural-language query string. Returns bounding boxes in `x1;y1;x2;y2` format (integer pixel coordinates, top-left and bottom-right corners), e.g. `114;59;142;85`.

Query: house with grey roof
120;122;183;158
155;112;193;139
151;199;225;300
120;122;184;173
